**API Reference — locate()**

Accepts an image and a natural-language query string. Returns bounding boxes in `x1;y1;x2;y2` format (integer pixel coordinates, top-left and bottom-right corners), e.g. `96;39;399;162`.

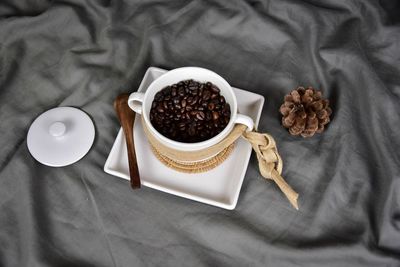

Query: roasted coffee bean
155;92;163;101
202;90;211;101
173;97;180;105
196;111;205;120
178;122;186;131
171;87;177;96
212;111;220;120
210;86;220;93
150;79;231;143
206;112;212;121
188;123;196;136
178;87;185;96
157;106;164;113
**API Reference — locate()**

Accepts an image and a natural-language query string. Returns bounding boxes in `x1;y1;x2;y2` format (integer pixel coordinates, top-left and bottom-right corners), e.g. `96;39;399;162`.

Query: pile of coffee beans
149;80;231;143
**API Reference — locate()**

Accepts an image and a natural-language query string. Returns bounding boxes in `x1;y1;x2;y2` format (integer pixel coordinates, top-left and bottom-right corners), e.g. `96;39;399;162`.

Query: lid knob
49;121;66;137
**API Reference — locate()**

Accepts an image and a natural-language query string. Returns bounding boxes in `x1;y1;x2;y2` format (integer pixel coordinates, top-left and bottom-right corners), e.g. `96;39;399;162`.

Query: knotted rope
242;131;298;209
141;116;299;209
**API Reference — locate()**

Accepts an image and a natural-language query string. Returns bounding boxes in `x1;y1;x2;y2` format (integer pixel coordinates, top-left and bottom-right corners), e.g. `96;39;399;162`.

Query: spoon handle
114;93;141;189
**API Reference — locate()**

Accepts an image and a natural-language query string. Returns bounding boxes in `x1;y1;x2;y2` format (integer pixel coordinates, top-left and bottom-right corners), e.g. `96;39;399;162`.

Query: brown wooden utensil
114;93;141;189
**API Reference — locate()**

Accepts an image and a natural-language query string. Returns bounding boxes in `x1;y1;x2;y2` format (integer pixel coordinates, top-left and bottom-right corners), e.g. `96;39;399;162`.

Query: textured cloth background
1;0;400;266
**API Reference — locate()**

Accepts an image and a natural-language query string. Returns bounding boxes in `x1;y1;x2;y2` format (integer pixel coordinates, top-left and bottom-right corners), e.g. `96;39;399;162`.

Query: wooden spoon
114;93;141;189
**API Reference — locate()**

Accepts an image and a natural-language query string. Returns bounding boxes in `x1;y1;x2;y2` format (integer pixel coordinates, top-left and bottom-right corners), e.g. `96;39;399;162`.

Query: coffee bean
212;111;219;120
191;96;198;105
196;111;205;120
178;122;186;131
155;92;163;101
206;112;212;121
157;106;164;113
210;86;220;93
178;87;185;96
150;79;231;143
188;123;196;136
223;104;230;114
173;97;180;105
202;90;211;101
211;93;218;99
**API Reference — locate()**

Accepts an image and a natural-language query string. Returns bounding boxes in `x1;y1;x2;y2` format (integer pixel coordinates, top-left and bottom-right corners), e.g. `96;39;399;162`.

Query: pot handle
128;92;144;114
234;113;254;132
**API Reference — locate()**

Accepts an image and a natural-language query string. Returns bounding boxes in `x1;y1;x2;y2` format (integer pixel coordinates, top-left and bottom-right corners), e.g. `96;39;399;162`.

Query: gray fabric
1;0;400;266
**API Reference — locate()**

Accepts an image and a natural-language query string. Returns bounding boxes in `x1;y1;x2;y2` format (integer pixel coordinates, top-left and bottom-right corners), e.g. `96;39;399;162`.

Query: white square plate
104;67;264;209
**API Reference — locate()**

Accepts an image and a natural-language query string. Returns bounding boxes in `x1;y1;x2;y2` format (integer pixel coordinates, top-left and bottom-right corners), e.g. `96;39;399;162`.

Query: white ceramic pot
128;67;254;152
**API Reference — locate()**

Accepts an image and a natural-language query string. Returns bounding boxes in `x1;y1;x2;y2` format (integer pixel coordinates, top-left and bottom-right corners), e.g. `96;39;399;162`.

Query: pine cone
279;86;332;138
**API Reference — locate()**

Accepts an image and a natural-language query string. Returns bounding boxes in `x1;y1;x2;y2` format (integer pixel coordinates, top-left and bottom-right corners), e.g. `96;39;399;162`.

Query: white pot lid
27;107;95;167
